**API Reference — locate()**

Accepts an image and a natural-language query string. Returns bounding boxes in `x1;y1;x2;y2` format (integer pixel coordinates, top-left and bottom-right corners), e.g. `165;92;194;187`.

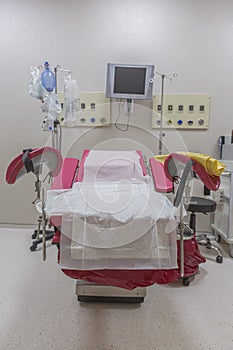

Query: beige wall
1;0;233;224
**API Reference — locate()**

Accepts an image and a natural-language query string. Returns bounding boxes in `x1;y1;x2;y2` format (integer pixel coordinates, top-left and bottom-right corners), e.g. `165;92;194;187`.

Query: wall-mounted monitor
106;63;155;100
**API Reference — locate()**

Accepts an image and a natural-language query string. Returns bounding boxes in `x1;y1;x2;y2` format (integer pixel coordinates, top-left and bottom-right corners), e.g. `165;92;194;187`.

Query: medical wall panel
59;92;110;127
152;94;210;130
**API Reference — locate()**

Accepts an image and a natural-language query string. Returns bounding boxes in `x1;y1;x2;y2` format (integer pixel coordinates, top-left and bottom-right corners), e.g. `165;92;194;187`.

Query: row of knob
79;117;107;124
157;118;205;126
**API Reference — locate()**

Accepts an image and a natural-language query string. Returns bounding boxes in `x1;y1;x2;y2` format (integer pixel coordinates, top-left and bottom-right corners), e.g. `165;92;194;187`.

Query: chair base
30;229;54;251
196;234;223;263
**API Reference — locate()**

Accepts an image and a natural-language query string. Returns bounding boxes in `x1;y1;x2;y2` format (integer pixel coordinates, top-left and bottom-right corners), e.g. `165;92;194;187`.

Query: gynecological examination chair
6;148;223;303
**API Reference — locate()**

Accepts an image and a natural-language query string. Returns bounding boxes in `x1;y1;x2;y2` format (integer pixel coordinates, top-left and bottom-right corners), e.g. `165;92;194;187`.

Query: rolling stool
185;196;223;263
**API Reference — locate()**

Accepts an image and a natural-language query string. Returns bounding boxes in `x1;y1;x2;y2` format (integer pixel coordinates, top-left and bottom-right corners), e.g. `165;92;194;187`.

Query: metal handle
179;204;184;278
41;187;47;261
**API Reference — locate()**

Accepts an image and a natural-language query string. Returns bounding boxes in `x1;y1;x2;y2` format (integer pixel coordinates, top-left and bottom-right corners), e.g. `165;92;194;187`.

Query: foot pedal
76;283;146;303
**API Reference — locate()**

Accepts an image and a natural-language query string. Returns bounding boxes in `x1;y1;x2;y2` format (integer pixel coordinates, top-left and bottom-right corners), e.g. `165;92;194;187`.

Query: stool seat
185;196;216;213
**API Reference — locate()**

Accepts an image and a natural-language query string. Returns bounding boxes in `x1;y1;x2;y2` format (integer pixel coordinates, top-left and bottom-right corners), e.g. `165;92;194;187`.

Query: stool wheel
30;243;37;251
182;278;190;286
216;255;223;264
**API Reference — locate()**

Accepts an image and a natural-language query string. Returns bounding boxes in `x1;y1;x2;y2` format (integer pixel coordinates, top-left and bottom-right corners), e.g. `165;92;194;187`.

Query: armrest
51;158;79;190
50;158;79;229
149;158;173;193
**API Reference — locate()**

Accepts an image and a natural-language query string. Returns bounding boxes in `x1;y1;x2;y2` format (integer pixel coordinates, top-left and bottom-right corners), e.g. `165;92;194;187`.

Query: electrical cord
114;99;131;132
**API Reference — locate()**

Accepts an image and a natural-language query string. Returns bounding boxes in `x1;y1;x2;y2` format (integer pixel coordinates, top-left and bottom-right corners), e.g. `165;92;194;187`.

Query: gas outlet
188;120;193;126
198;118;205;126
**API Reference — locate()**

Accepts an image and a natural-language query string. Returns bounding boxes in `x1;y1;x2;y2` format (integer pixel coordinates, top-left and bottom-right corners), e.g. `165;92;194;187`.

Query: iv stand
34;63;72;260
51;65;72;152
155;71;177;155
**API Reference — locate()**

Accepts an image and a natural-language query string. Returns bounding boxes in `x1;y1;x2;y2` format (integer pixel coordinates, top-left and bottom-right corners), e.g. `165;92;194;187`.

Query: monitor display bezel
106;63;155;100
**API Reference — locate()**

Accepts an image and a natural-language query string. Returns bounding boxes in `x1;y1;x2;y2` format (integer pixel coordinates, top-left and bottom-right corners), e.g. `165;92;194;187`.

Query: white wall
1;0;233;224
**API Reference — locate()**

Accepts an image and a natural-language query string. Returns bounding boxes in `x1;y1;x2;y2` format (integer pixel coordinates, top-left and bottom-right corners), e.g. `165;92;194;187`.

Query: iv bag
63;75;80;127
29;66;46;100
41;93;61;119
48;93;61;119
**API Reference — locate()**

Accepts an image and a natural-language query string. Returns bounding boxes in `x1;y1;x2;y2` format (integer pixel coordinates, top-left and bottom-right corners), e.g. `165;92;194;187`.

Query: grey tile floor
0;227;232;350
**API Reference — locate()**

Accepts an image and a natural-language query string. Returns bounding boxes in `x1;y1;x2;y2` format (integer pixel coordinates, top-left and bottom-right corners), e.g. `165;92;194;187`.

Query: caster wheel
30;244;37;251
183;278;190;286
216;255;223;263
31;232;37;239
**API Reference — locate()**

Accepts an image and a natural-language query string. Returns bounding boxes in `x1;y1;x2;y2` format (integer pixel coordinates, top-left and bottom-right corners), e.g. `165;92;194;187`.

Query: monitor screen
106;63;154;100
114;67;146;95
